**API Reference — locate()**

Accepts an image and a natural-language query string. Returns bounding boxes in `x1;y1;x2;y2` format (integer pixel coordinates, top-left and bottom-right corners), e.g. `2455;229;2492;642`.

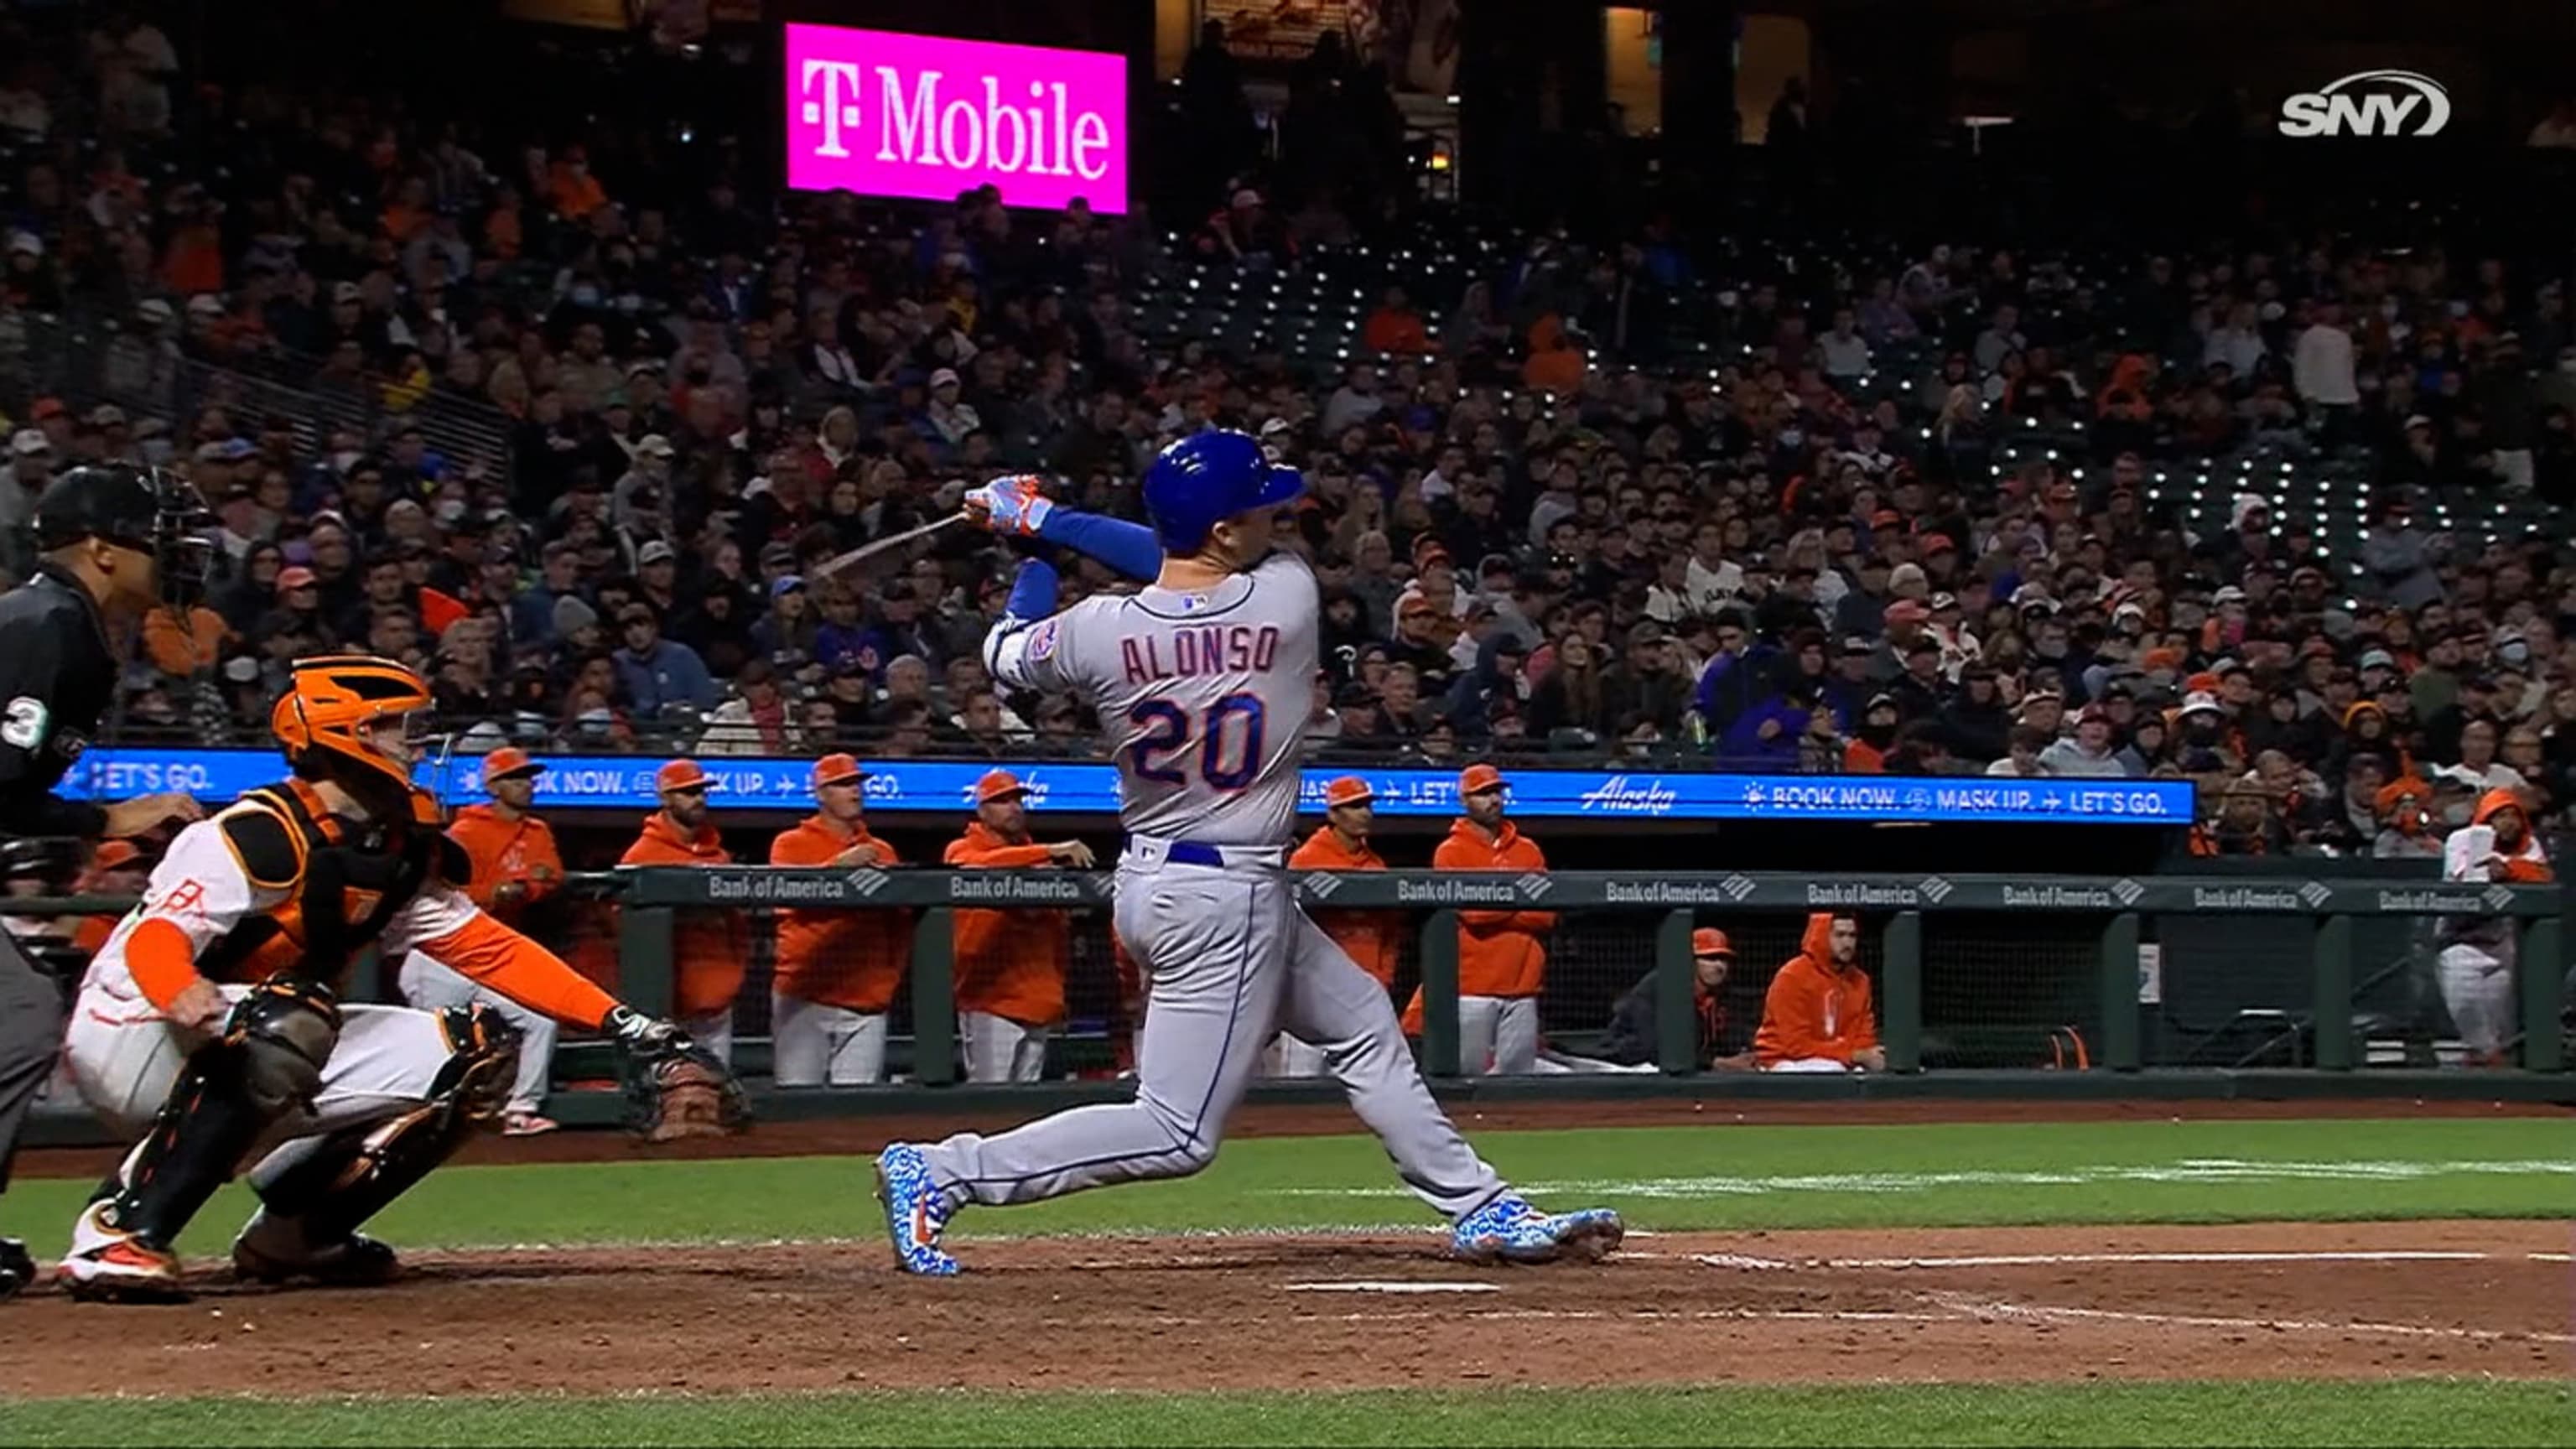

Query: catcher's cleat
501;1111;560;1138
1451;1195;1625;1265
60;1203;188;1303
231;1212;402;1287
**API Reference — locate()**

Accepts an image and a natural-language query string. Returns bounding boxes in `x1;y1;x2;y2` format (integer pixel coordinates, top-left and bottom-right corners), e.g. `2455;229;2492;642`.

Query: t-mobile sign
783;23;1128;213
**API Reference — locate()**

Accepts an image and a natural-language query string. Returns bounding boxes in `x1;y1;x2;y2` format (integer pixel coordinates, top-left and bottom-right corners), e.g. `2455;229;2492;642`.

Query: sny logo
2277;71;2449;138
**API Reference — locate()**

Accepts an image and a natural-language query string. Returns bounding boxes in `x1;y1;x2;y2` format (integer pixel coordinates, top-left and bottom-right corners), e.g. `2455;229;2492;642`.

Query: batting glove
964;475;1054;538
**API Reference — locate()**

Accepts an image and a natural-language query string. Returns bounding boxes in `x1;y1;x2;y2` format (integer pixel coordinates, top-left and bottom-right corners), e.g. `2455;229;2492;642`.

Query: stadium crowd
0;4;2571;865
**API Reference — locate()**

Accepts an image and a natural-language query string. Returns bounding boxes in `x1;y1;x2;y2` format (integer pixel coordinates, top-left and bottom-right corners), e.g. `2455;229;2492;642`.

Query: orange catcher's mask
271;653;443;823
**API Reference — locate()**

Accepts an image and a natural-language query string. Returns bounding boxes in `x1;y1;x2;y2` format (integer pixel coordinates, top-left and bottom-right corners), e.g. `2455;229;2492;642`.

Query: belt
1127;835;1288;870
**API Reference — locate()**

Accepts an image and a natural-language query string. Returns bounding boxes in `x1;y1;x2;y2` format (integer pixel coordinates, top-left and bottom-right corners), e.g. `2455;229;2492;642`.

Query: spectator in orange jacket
769;753;907;1086
617;759;746;1062
946;770;1094;1083
1753;913;1885;1072
396;748;569;1134
1274;776;1398;1077
1403;762;1555;1073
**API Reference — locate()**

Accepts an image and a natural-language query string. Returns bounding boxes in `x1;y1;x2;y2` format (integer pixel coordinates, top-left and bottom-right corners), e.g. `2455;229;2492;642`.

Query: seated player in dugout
1753;913;1886;1073
1600;927;1757;1071
56;655;737;1302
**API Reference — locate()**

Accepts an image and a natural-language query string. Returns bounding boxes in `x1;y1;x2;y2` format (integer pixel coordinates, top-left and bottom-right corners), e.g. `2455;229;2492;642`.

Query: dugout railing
610;866;2567;1081
15;865;2565;1145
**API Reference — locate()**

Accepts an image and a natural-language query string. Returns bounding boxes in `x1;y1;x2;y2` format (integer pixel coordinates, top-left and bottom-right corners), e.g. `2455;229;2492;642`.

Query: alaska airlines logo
2277;71;2450;138
1576;776;1680;815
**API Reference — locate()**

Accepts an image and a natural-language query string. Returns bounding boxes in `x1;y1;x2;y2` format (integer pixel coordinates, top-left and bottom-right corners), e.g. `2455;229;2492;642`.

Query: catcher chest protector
96;978;342;1247
198;781;467;989
252;1004;520;1241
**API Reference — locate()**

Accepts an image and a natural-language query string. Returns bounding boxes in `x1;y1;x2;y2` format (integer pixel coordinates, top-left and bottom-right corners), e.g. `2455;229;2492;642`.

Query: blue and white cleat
1451;1194;1625;1265
874;1143;960;1276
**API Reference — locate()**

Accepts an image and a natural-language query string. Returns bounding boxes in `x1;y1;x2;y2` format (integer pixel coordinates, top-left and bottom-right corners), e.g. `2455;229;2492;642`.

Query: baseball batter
875;430;1622;1275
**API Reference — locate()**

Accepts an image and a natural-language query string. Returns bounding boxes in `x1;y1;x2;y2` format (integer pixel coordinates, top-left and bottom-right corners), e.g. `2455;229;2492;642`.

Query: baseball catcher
56;654;743;1301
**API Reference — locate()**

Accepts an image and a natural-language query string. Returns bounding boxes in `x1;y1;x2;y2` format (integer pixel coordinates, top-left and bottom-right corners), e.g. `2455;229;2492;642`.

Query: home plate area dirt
4;1221;2563;1398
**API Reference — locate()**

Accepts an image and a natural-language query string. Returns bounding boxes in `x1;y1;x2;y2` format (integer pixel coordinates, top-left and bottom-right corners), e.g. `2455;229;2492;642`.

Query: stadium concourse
0;3;2569;860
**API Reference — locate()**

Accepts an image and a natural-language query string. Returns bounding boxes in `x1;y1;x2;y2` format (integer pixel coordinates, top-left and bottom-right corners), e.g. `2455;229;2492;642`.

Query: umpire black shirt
0;563;117;839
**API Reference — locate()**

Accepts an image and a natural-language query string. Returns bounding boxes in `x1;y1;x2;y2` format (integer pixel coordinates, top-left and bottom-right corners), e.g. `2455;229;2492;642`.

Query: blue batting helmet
1140;429;1305;553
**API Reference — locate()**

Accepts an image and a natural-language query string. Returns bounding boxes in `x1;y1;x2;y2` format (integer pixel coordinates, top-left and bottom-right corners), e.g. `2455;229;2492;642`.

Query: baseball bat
806;510;971;582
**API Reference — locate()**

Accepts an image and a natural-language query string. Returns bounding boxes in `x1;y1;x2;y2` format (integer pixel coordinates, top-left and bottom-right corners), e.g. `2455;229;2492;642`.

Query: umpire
0;464;210;1297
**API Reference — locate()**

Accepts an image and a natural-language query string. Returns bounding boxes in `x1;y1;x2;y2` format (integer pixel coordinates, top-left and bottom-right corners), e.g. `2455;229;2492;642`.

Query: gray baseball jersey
984;552;1313;846
926;548;1509;1228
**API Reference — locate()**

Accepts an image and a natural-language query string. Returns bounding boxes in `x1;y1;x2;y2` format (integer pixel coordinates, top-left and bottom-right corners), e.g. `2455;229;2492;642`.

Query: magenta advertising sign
783;23;1129;213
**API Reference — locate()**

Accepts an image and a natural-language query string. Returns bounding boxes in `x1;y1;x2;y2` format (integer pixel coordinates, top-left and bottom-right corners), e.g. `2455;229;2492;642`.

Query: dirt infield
21;1093;2568;1179
4;1220;2563;1398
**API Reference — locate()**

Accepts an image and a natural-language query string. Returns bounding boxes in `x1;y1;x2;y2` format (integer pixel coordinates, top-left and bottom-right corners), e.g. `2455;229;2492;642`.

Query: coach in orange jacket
1273;776;1398;1077
946;770;1094;1083
618;759;747;1063
397;747;571;1134
769;753;907;1086
1419;762;1555;1074
1753;913;1885;1072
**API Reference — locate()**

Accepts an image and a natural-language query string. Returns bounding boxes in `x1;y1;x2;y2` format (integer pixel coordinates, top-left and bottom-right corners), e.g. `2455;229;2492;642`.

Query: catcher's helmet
272;654;442;824
1140;429;1305;553
32;464;216;607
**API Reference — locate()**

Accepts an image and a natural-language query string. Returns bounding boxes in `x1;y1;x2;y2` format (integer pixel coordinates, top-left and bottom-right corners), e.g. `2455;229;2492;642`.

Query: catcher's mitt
618;1028;752;1144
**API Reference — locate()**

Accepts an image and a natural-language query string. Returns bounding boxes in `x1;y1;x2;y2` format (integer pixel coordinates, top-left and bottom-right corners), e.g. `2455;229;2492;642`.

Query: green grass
3;1382;2569;1447
7;1117;2569;1259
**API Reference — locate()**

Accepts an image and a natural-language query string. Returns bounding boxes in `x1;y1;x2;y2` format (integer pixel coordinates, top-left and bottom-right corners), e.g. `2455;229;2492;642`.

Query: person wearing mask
1599;927;1756;1070
395;749;566;1135
616;760;746;1062
2040;704;2131;776
1754;914;1884;1072
2438;788;2552;1066
0;465;210;1300
768;755;907;1086
1275;777;1396;1076
946;771;1094;1083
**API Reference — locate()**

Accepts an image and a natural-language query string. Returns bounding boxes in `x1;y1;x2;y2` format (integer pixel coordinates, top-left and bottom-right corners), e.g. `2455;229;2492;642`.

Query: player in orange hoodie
1424;762;1555;1074
1273;776;1398;1076
396;747;570;1134
617;759;746;1063
2438;787;2553;1064
768;753;907;1086
1753;913;1884;1072
946;770;1094;1082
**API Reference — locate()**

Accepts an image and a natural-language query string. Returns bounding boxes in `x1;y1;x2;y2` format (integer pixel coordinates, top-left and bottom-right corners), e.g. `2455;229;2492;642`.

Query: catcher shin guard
92;978;340;1247
247;1005;517;1246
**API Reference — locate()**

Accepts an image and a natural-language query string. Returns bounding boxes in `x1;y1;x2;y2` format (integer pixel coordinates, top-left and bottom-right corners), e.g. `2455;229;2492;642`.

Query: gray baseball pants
0;931;60;1201
922;838;1508;1220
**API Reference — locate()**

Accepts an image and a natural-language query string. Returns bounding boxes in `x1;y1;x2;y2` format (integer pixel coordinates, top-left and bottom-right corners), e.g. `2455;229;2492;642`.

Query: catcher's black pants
0;929;63;1201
